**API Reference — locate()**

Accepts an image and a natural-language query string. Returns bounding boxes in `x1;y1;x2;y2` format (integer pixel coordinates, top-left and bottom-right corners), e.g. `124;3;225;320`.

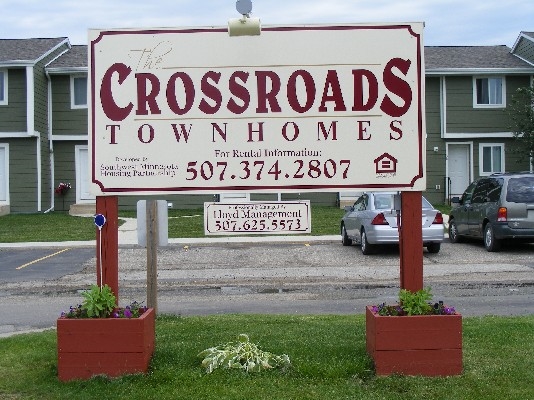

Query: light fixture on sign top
228;0;261;36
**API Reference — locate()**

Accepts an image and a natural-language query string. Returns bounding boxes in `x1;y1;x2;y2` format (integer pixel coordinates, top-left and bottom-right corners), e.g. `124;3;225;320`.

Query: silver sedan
340;192;444;255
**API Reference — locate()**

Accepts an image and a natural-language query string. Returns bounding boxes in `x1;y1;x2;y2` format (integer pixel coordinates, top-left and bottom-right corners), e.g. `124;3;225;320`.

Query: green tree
508;86;534;167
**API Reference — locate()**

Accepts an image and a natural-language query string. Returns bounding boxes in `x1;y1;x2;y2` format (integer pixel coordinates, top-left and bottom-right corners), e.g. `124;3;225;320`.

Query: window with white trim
0;70;7;105
479;143;504;175
70;75;87;108
473;77;505;108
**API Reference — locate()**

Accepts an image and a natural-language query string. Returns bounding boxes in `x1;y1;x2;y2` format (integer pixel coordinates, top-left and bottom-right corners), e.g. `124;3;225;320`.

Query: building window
473;77;505;108
71;75;87;108
0;70;7;105
479;143;504;175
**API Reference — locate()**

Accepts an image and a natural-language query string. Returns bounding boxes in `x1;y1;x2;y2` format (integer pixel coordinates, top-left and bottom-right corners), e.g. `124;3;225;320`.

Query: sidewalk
0;217;340;248
0;215;449;248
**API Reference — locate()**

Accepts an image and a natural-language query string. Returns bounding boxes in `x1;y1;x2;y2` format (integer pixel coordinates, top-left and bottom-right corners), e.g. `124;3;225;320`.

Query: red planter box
57;308;155;381
365;306;462;376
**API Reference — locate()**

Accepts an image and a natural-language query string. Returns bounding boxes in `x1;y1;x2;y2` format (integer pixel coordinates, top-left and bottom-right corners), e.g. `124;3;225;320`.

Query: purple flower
124;308;133;318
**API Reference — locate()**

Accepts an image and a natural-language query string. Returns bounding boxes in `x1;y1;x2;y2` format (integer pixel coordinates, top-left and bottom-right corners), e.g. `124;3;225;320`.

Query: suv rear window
506;177;534;203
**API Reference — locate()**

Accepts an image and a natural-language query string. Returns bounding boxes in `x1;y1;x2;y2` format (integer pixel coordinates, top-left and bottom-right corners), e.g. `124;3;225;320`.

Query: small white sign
204;201;311;235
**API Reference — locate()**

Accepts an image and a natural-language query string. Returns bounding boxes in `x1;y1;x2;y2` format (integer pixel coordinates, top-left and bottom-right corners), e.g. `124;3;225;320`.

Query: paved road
1;239;533;337
0;247;94;282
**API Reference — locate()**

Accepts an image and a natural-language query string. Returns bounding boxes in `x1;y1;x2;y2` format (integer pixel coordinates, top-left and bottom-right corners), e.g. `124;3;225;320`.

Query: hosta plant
198;334;291;373
372;287;456;316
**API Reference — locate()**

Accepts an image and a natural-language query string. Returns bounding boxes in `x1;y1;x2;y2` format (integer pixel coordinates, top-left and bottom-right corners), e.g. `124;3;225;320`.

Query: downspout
44;70;54;213
26;65;42;211
42;43;70;213
441;76;448;202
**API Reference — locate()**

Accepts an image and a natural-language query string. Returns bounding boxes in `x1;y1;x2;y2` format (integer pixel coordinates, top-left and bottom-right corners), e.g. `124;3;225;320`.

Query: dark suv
449;172;534;251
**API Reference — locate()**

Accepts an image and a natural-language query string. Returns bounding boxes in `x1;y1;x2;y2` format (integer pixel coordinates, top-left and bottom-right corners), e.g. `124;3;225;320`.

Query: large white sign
89;23;425;195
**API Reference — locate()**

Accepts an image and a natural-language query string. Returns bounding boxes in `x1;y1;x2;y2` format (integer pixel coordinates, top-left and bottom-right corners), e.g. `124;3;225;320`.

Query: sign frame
89;23;426;195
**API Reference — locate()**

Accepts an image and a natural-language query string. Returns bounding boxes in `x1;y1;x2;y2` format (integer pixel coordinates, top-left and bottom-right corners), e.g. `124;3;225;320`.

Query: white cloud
0;0;532;46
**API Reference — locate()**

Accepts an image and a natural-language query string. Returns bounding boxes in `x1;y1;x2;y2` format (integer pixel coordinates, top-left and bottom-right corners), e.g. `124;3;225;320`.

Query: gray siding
506;75;534;109
8;138;38;212
114;192;338;210
452;138;530;179
515;37;534;64
53;141;78;211
424;77;447;205
34;46;70;213
251;193;280;201
446;76;505;133
34;58;51;212
51;75;88;134
0;68;26;132
5;43;71;212
446;75;531;134
118;194;215;210
280;192;338;206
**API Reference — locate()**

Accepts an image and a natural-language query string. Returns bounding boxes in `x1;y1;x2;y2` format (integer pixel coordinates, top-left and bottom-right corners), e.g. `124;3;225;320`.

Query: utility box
137;200;168;247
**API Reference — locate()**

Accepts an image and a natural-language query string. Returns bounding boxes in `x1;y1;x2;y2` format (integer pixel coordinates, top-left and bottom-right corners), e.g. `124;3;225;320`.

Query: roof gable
511;31;534;66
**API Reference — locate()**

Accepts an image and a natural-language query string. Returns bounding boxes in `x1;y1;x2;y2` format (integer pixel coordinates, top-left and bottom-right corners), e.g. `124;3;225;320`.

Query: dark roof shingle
425;45;532;70
47;45;87;69
0;38;68;63
3;37;534;73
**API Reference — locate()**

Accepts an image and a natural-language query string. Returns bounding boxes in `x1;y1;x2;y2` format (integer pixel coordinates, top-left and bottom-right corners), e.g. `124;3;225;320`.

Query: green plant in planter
372;287;456;316
399;287;433;315
81;284;116;318
63;284;116;318
62;285;148;319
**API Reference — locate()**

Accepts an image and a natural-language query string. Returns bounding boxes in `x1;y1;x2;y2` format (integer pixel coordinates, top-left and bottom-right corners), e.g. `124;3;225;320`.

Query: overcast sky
1;0;532;47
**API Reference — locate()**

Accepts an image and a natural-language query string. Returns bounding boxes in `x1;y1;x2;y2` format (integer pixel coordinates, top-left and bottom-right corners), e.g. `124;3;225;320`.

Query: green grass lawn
0;206;346;243
1;314;533;399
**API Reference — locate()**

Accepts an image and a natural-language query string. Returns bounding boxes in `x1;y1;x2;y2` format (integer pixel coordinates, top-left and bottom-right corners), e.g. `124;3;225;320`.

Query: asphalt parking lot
1;238;533;337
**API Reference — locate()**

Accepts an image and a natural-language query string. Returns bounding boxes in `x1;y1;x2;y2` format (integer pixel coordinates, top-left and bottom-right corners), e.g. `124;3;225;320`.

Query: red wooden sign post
95;196;119;303
399;191;423;292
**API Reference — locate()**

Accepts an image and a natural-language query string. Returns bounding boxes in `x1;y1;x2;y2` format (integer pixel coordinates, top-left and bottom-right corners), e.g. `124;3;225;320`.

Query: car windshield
372;194;434;210
374;194;393;209
506;177;534;203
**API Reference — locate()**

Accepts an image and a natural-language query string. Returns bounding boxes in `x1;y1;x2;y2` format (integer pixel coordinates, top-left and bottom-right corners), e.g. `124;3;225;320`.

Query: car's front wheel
341;224;351;246
360;229;374;255
449;220;461;243
484;223;501;252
